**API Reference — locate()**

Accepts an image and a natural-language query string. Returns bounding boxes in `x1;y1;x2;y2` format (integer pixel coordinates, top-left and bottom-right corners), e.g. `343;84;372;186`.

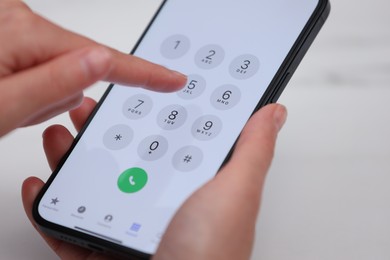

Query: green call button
117;168;148;193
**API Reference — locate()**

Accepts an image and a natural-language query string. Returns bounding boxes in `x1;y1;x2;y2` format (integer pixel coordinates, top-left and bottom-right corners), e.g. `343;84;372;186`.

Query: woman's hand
0;0;186;137
22;97;287;260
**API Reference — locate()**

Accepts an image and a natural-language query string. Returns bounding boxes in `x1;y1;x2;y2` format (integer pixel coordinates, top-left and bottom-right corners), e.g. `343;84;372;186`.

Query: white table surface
0;0;389;259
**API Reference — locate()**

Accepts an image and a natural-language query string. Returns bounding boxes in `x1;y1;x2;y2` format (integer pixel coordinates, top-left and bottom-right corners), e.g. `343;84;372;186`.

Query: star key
114;134;123;141
51;197;59;205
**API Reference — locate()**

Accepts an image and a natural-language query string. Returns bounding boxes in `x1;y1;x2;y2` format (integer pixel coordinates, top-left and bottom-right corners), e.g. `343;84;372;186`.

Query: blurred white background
0;0;389;259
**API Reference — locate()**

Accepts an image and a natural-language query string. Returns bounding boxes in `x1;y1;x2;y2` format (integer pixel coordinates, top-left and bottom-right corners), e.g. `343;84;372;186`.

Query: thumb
217;104;287;199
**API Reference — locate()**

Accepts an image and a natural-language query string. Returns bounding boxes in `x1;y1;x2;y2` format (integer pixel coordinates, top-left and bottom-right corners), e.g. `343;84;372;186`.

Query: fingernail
274;105;287;131
82;47;112;78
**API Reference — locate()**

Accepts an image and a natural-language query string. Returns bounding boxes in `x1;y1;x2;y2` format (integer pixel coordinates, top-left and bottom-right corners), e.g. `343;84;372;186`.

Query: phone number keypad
104;34;261;173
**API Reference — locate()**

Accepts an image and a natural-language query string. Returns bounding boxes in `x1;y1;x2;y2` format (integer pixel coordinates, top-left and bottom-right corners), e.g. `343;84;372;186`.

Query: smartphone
34;0;330;258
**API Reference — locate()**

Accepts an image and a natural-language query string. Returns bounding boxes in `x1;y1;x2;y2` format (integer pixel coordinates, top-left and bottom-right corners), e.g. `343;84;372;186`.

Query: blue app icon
130;223;142;232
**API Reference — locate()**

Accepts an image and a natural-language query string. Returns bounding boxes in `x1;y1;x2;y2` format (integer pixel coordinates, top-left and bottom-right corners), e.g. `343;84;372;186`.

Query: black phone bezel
32;1;331;259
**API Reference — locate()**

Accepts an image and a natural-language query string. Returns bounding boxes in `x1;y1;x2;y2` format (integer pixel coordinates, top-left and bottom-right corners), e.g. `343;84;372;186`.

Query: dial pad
105;35;261;175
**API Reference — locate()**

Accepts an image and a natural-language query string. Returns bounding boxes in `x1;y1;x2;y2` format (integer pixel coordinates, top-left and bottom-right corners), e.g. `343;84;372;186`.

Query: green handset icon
117;168;148;193
129;176;136;186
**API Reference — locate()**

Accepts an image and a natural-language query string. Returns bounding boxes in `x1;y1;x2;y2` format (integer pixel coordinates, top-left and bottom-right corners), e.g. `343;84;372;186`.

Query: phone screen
36;0;326;255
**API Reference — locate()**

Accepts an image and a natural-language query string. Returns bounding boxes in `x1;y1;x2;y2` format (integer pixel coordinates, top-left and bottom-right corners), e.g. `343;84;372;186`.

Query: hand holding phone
23;98;286;259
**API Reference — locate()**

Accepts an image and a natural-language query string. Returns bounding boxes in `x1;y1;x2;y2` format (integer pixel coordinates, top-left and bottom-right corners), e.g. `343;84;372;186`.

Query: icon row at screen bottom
48;198;147;234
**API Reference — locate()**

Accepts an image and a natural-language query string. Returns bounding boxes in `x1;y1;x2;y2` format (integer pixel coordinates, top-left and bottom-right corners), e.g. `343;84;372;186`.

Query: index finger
106;49;187;92
45;12;188;92
2;3;187;91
